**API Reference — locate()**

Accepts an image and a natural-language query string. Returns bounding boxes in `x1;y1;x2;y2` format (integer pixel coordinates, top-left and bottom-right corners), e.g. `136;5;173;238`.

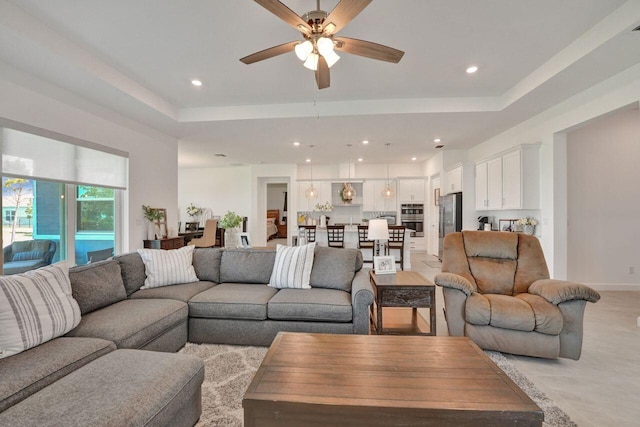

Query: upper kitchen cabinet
445;166;463;194
475;145;540;211
296;181;332;212
398;179;425;202
363;180;397;212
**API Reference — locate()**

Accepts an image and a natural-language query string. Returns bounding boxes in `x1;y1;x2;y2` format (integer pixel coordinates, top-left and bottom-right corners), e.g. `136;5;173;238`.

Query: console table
143;237;184;250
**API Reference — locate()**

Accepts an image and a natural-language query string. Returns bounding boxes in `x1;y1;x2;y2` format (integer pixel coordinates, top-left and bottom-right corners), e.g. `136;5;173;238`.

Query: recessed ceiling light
434;138;441;143
362;140;369;145
411;157;417;161
191;79;203;86
466;65;478;74
305;158;311;162
293;141;300;146
357;158;363;162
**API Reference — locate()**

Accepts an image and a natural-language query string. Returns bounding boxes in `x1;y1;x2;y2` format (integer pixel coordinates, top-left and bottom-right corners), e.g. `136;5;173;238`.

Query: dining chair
188;219;218;247
298;225;316;243
326;225;345;248
357;225;374;263
388;225;406;270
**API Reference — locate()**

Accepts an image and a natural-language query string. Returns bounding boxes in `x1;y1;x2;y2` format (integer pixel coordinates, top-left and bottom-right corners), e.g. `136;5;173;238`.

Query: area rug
180;343;576;427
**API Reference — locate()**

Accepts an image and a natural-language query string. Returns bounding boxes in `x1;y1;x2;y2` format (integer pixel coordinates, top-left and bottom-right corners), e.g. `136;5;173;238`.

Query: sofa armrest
434;273;476;296
529;279;600;305
351;269;375;334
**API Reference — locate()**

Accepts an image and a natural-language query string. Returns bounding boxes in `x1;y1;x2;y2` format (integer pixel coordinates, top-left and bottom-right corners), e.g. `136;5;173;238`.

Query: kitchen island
293;225;412;270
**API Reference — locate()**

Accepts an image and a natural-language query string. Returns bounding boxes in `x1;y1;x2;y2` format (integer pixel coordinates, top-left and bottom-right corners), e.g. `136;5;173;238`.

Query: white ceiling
1;0;638;167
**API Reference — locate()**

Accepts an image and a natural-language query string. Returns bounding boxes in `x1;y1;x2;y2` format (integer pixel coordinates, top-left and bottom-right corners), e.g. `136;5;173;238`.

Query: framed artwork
239;232;251;249
374;256;396;275
434;188;440;206
153;208;168;238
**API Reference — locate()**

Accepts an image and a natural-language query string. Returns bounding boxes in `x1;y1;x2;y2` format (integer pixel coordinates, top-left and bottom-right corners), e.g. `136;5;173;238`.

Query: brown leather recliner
435;231;600;359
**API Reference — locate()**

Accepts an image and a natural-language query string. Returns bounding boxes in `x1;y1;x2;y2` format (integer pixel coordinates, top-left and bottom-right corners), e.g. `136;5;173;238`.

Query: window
77;186;115;232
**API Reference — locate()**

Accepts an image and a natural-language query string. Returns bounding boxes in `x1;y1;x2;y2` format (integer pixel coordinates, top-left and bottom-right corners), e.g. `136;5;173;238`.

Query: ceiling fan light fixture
323;50;340;68
316;37;335;56
303;52;319;70
295;40;313;61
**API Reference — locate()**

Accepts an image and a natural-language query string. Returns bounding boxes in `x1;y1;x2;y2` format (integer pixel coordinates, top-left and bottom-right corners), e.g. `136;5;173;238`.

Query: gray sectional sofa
0;245;374;426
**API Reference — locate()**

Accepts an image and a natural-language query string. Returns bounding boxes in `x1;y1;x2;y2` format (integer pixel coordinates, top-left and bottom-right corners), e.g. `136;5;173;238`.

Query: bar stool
327;225;345;248
388;225;406;270
357;225;374;263
298;225;316;243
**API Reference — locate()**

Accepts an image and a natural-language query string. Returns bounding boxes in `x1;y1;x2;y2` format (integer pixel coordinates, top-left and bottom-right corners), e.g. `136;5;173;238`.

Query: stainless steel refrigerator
438;192;462;260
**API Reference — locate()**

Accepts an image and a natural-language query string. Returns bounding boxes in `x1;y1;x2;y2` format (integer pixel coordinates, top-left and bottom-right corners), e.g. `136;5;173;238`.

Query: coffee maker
478;216;490;231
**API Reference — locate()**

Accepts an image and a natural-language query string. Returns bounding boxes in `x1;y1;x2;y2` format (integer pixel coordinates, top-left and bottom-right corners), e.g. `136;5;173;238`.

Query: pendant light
305;145;318;199
382;143;394;199
343;144;356;200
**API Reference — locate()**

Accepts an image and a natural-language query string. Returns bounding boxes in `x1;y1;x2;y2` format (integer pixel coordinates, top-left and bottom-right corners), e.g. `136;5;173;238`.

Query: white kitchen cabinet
409;236;426;252
398;179;425;202
446;166;462;193
296;181;331;212
474;145;539;211
364;180;397;211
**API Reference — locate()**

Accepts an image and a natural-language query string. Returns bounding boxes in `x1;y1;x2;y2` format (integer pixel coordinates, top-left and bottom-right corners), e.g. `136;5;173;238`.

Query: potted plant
516;217;538;235
219;211;244;248
314;201;332;227
142;205;165;239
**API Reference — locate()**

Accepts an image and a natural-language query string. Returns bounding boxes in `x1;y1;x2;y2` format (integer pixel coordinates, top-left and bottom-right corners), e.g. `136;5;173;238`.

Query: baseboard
586;283;640;291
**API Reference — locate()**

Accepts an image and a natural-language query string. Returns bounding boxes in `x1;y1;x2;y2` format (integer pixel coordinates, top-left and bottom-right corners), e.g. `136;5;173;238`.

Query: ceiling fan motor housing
302;10;328;33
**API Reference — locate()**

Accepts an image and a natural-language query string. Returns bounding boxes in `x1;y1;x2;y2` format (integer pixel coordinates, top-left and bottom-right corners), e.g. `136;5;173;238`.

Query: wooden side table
369;270;436;335
143;237;184;250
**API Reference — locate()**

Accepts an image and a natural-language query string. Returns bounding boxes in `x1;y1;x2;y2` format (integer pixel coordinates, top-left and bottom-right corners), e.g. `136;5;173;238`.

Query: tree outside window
76;186;115;232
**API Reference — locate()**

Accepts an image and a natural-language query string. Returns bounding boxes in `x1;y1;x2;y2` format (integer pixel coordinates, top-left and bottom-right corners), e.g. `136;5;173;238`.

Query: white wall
267;183;287;211
567;107;640;286
0;72;178;252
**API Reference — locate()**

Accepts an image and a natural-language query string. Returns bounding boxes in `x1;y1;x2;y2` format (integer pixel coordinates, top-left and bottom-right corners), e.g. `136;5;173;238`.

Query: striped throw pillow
0;261;81;359
137;245;198;289
269;243;316;289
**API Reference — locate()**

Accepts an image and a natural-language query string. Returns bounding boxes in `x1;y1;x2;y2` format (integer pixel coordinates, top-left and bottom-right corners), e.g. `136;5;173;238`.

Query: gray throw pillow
309;246;358;292
112;252;146;296
69;260;127;315
220;249;276;284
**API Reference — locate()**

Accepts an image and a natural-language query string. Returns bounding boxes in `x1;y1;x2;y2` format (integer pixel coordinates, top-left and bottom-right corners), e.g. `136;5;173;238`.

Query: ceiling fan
240;0;404;89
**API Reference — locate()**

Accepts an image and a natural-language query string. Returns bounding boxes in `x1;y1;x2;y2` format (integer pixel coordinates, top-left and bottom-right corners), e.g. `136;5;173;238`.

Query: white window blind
1;127;127;189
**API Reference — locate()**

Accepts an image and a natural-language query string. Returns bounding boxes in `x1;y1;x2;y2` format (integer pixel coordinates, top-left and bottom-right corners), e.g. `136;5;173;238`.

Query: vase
147;223;156;240
224;227;241;249
523;224;535;235
320;214;326;228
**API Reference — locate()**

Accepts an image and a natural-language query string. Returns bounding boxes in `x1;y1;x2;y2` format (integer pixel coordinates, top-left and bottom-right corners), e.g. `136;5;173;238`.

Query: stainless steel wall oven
401;203;424;237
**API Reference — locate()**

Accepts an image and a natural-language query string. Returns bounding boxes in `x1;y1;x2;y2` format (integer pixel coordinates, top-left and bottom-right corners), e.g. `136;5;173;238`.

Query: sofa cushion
65;299;188;349
0;262;81;359
220;249;276;284
515;293;563;335
192;247;224;283
12;250;47;262
137;246;198;289
0;337;115;412
189;283;278;320
269;243;316;289
130;281;217;302
0;349;204;427
467;257;517;295
463;230;518;259
309;245;358;291
268;288;352;322
69;260;127;315
113;252;146;296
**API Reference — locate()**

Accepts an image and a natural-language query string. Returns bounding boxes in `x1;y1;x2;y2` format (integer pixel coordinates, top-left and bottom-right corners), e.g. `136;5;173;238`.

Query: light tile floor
410;251;640;427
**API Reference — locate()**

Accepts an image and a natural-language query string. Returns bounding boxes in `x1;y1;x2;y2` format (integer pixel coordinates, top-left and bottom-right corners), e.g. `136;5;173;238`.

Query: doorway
266;183;288;247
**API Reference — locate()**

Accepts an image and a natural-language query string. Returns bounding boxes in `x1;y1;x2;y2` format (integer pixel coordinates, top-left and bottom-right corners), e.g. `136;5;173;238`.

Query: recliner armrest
434;273;476;296
529;279;600;305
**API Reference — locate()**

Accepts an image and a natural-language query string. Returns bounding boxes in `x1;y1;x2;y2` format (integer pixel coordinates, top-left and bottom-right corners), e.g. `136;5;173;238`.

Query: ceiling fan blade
240;41;298;64
254;0;312;34
315;56;330;89
334;37;404;63
322;0;372;35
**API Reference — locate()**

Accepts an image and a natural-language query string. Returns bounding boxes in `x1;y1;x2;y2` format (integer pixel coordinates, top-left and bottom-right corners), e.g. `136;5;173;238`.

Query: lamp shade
368;219;389;241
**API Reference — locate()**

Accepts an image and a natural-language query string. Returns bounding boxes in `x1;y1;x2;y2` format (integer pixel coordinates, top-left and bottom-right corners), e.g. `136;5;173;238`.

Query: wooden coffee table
243;333;543;426
369;270;436;335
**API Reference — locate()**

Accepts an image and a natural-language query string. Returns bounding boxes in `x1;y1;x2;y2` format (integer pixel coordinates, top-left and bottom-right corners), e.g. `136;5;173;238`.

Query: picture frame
373;255;396;275
153;208;168;238
239;232;251;249
434;188;440;206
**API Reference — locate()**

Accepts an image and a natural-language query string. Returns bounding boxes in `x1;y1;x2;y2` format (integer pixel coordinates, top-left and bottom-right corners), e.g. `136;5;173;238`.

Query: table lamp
368;219;389;256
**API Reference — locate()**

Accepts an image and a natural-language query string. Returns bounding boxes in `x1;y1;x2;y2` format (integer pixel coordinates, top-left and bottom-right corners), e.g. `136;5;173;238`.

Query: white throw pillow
269;243;316;289
137;245;199;289
0;261;81;359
